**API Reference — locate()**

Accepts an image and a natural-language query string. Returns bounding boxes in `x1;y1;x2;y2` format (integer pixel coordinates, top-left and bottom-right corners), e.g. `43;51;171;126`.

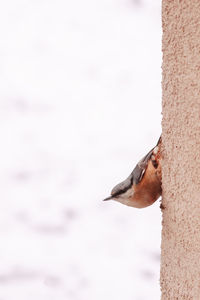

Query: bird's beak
103;196;113;201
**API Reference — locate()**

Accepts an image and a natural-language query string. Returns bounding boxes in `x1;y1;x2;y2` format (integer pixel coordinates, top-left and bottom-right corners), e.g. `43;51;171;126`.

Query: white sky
0;1;162;299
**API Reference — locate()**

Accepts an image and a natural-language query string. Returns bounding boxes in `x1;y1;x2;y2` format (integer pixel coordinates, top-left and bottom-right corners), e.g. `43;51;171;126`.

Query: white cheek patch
120;188;134;200
114;188;134;206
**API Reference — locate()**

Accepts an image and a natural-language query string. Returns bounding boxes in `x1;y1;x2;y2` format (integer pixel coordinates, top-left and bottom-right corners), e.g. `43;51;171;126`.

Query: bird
103;136;162;208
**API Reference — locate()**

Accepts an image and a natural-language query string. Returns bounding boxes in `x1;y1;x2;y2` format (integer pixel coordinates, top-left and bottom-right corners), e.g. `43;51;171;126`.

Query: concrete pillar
161;1;200;298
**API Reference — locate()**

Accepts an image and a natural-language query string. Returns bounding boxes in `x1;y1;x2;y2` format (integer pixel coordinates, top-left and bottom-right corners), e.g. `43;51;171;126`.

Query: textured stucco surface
161;1;200;299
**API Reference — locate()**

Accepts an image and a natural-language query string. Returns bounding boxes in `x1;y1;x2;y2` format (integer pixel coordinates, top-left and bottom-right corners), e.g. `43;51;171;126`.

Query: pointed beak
103;196;113;201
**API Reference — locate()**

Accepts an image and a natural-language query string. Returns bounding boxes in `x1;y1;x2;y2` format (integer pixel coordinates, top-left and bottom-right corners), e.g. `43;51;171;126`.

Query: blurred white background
0;0;162;299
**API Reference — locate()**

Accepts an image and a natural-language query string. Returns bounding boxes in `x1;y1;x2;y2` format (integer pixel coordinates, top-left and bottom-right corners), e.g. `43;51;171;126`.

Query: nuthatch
103;137;162;208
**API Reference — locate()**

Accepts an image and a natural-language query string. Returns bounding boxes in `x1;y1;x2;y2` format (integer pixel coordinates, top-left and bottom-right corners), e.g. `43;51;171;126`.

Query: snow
0;0;162;299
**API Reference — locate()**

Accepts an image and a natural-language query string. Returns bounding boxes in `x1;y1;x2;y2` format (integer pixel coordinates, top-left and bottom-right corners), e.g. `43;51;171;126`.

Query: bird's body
104;137;162;208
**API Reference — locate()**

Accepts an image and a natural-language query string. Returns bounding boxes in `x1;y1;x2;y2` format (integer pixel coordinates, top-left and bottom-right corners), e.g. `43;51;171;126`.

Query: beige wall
161;1;200;299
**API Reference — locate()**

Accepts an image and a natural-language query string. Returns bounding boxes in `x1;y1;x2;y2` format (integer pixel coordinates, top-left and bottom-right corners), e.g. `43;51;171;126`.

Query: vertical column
161;1;200;298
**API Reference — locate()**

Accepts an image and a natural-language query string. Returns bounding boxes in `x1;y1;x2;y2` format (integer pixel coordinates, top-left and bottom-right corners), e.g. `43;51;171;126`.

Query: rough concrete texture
161;1;200;299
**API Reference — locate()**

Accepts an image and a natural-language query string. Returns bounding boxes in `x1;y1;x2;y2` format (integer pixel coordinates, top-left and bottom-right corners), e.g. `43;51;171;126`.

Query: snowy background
0;0;162;299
